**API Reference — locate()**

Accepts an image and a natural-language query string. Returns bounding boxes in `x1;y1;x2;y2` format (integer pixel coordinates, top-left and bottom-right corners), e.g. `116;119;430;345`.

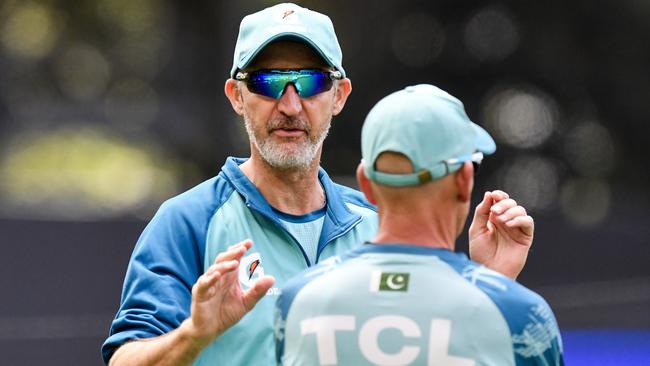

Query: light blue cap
230;3;345;78
362;84;496;186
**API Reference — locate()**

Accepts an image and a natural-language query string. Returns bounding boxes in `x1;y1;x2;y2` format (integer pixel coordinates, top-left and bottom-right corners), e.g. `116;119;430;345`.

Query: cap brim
471;123;496;155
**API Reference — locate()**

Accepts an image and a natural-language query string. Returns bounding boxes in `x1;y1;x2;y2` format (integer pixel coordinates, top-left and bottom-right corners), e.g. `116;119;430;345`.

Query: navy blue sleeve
456;263;565;365
101;177;228;364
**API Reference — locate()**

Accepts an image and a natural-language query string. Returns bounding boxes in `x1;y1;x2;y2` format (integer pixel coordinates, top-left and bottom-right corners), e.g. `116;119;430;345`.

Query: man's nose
277;83;303;116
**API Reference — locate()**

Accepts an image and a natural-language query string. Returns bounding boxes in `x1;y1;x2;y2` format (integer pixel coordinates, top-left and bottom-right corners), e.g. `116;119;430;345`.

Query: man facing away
276;84;564;366
103;4;536;366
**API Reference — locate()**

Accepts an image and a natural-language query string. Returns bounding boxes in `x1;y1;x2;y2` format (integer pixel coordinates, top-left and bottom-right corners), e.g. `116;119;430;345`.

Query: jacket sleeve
101;198;207;364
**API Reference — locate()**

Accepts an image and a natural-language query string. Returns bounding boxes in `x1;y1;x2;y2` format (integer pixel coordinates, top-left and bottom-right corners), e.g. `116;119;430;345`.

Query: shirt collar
220;156;361;227
351;242;470;265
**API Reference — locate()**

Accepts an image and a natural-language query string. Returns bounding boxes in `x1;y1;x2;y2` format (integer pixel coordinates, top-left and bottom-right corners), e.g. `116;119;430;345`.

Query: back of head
230;3;345;77
361;84;496;189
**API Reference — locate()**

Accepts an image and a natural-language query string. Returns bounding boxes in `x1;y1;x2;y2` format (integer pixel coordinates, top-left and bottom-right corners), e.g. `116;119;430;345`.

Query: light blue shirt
276;206;327;264
276;244;564;366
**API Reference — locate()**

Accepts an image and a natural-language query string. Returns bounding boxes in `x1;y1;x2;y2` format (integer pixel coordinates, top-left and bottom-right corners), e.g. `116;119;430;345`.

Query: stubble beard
244;115;331;170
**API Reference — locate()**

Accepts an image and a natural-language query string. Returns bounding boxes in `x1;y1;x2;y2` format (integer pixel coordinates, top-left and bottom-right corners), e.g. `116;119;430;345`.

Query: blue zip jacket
102;157;378;365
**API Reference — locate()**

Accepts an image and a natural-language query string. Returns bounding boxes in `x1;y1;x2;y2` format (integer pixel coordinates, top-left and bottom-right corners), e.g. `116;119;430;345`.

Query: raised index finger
215;239;253;264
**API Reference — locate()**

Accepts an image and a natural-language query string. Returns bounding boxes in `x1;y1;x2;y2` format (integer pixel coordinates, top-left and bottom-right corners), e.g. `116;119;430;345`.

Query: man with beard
102;4;534;366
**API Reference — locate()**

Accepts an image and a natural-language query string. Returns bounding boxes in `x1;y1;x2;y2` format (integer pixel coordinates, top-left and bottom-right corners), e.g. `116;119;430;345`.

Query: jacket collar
221;156;361;231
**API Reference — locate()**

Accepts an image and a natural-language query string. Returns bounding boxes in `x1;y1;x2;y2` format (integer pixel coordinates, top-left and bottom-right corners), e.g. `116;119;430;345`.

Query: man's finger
226;239;253;252
496;206;527;223
490;198;518;215
215;247;245;264
505;215;535;237
206;259;240;277
471;191;493;230
242;276;276;311
489;190;509;202
215;240;253;264
194;260;239;299
194;271;221;297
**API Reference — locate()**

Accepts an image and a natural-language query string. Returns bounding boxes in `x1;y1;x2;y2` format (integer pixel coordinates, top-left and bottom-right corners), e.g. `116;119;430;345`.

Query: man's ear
356;161;377;205
454;161;474;203
225;79;245;116
332;78;352;116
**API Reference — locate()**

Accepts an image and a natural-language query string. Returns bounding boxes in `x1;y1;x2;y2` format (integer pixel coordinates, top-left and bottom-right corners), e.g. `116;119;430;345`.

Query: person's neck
240;154;325;215
372;204;458;251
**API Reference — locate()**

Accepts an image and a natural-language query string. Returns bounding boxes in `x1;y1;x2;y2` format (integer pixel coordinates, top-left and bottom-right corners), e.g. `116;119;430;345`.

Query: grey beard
244;116;330;170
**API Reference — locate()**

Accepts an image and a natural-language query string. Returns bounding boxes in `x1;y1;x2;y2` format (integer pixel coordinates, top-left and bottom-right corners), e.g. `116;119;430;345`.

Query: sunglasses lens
245;70;334;99
246;73;288;98
293;73;332;97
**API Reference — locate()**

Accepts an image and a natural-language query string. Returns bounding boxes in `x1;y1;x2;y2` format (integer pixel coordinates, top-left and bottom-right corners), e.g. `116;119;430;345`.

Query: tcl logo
299;315;475;366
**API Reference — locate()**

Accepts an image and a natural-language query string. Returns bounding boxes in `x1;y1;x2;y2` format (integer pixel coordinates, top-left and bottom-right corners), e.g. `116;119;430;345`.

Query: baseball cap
230;3;345;78
362;84;496;186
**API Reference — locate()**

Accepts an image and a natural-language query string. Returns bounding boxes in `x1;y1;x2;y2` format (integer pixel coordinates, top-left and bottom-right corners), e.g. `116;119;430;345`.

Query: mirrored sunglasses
235;69;343;99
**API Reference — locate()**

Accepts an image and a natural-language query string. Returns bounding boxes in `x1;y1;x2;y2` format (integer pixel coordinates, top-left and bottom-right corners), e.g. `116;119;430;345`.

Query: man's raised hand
468;190;534;280
184;239;275;346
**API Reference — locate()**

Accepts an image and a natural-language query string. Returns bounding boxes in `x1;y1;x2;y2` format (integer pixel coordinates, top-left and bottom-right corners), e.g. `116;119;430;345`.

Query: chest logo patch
239;252;265;288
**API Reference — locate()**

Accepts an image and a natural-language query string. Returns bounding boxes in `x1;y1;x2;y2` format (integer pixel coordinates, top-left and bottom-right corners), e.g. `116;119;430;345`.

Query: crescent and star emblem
386;274;406;290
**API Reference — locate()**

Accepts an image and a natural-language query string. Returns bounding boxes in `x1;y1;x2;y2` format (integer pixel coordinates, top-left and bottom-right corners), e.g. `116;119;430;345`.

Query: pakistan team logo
370;271;410;292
